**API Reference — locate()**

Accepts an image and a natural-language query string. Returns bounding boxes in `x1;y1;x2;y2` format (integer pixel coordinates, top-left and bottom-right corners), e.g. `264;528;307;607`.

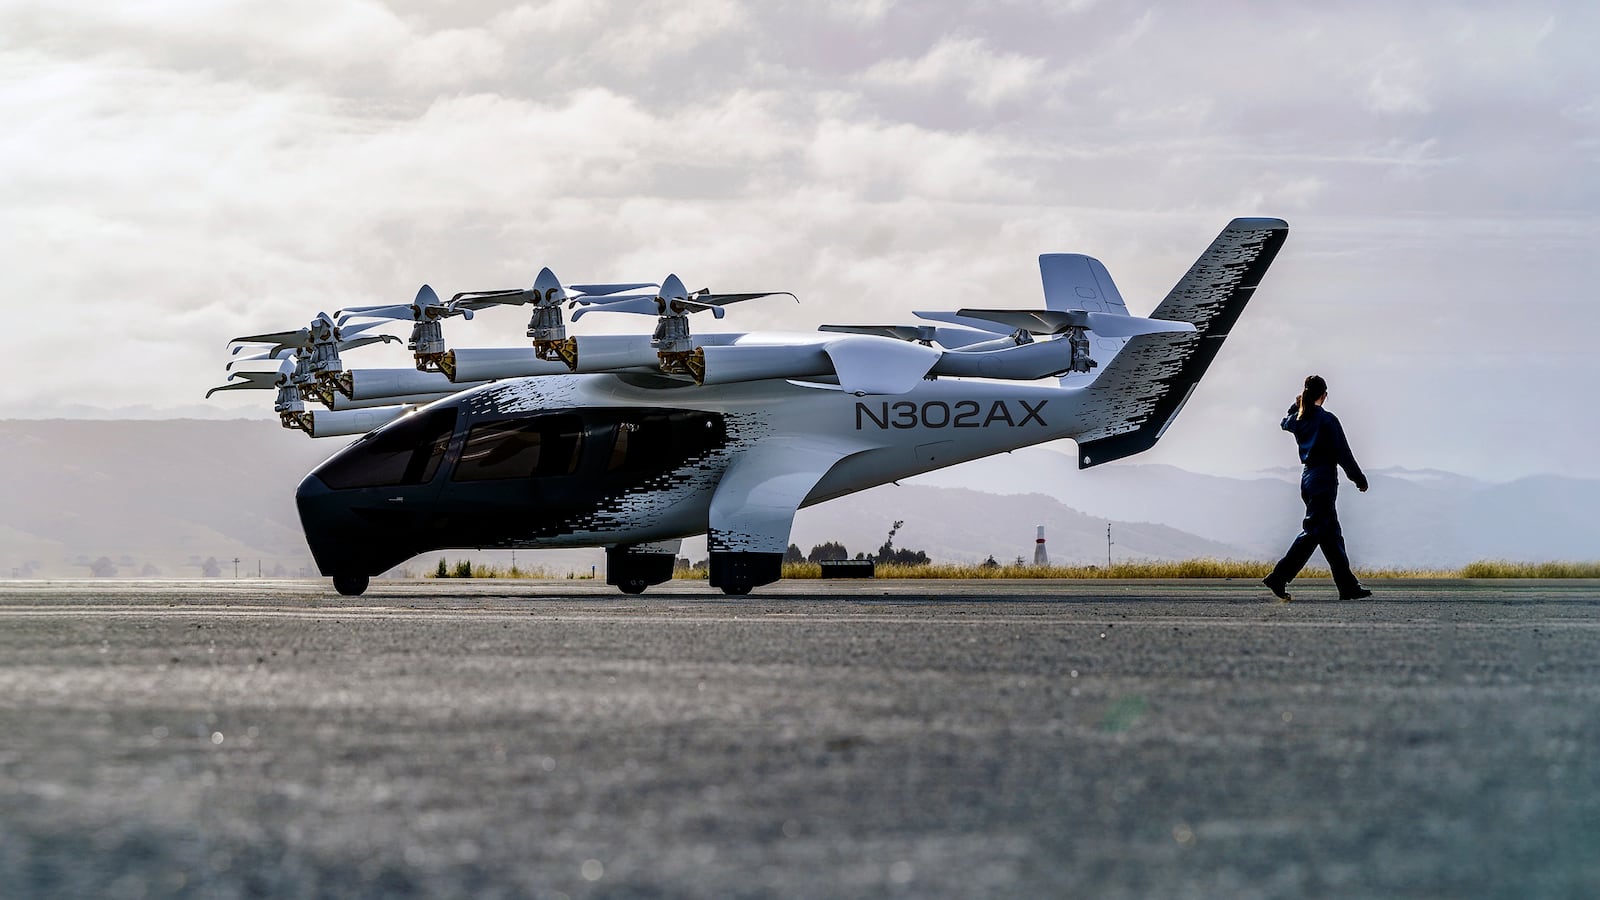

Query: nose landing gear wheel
619;580;649;595
332;574;369;596
720;582;752;596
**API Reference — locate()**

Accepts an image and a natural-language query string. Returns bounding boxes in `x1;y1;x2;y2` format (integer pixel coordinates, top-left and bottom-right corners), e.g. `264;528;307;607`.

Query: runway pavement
2;578;1598;898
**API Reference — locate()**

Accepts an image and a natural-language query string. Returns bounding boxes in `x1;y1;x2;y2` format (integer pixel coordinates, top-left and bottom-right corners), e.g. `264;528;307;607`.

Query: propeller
923;308;1195;339
206;358;295;398
817;323;998;349
225;346;295;370
570;273;795;321
204;370;283;398
564;274;796;381
228;311;331;352
336;285;467;325
227;312;395;356
332;285;475;371
226;329;399;363
448;268;658;312
223;309;399;404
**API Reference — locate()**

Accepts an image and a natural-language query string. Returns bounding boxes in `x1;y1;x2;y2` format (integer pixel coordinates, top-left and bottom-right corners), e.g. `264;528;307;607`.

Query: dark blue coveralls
1267;404;1368;596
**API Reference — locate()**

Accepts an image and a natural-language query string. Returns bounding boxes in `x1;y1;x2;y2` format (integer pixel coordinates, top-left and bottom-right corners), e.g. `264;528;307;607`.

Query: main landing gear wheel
720;582;752;596
332;574;369;596
619;580;649;595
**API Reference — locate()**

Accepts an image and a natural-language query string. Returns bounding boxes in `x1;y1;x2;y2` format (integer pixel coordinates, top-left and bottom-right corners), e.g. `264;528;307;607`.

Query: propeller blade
953;308;1197;338
225;348;294;370
229;328;307;347
695;291;797;306
204;370;281;398
338;303;406;314
672;298;727;317
570;292;660;308
337;320;390;338
452;288;523;300
913;310;1012;334
337;304;415;323
818;323;994;348
337;334;402;352
450;288;532;310
570;297;663;320
569;282;657;296
954;308;1088;335
821;324;931;342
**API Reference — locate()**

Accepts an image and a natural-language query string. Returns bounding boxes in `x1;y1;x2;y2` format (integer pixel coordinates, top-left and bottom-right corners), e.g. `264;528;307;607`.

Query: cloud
817;0;897;26
864;37;1046;107
807;117;1034;201
1;1;1597;481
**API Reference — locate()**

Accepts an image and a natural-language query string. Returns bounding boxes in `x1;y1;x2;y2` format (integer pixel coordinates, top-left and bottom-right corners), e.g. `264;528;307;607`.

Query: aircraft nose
295;473;418;576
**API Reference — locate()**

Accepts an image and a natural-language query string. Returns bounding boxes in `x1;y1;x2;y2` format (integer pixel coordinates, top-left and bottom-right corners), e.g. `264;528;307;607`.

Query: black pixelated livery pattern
556;409;771;541
1074;220;1288;468
438;377;771;545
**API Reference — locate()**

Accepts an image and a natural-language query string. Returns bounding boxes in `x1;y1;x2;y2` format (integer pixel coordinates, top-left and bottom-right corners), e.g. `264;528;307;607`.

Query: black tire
720;582;752;597
619;580;649;595
332;574;369;596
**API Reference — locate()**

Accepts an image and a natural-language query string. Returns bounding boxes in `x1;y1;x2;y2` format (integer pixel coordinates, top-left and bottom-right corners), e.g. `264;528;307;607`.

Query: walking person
1262;375;1372;602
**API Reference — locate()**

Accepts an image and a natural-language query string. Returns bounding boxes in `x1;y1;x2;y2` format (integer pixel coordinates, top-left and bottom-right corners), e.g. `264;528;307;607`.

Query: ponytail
1297;374;1328;420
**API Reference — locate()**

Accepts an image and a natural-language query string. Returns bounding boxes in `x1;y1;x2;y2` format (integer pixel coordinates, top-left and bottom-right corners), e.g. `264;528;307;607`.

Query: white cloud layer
2;1;1597;480
864;37;1047;106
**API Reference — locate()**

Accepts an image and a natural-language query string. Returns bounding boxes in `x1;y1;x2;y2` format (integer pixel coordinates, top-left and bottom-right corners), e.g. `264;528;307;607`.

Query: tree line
783;520;930;566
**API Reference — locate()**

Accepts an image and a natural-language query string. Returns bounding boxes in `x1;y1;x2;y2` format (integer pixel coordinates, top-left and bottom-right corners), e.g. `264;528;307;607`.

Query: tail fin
1072;217;1289;469
1040;253;1132;389
1040;253;1130;316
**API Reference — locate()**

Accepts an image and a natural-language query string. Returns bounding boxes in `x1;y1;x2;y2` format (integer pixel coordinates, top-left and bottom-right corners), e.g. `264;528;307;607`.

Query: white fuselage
460;372;1085;549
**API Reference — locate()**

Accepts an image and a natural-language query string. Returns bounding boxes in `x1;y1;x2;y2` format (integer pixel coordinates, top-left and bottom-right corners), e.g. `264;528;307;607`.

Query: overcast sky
2;1;1596;481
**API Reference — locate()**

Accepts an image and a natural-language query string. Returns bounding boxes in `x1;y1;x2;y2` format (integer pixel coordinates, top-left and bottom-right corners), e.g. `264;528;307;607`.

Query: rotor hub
527;304;568;343
1065;327;1095;374
651;313;694;355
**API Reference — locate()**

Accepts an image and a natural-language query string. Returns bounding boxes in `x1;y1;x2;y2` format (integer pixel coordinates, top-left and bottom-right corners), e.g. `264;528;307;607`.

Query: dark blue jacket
1282;404;1367;492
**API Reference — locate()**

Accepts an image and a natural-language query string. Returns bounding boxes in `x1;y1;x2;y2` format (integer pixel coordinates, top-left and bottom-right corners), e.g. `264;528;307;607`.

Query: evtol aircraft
210;218;1287;596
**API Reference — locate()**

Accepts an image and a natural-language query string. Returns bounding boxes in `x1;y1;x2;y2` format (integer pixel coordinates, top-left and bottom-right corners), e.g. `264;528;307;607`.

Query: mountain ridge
2;420;1592;577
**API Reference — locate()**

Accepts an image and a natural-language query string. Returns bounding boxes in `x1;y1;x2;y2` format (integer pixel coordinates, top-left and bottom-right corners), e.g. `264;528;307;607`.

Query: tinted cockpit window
453;415;583;482
454;419;543;481
605;412;721;475
316;407;457;490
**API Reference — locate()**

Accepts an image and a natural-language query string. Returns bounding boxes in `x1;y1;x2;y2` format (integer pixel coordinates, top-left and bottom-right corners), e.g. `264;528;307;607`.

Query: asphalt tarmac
2;578;1598;899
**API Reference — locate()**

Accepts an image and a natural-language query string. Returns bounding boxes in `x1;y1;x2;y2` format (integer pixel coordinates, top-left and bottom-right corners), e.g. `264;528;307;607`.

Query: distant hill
910;445;1600;567
2;419;333;577
3;421;1590;578
786;483;1244;566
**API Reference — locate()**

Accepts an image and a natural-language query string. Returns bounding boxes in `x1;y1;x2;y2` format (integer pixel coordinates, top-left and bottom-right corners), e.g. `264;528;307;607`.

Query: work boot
1262;577;1291;603
1340;586;1373;601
